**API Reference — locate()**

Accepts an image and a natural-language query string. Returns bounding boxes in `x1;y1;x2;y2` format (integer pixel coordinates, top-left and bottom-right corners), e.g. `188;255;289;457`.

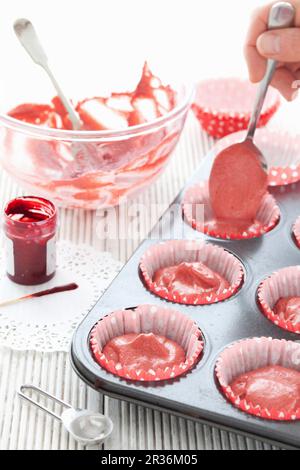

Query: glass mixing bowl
0;77;193;209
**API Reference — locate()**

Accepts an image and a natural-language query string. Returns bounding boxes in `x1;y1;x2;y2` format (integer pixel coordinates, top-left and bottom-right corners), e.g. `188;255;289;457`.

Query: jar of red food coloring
4;196;57;285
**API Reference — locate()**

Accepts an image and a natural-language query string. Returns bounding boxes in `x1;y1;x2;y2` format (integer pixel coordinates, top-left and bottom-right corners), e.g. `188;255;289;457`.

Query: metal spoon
209;2;296;224
244;1;295;171
13;18;81;130
18;385;113;446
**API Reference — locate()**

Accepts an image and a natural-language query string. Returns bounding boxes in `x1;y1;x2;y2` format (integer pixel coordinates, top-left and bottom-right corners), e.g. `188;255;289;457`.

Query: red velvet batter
103;333;185;371
8;62;176;131
273;297;300;324
230;365;300;413
153;262;229;296
209;141;268;228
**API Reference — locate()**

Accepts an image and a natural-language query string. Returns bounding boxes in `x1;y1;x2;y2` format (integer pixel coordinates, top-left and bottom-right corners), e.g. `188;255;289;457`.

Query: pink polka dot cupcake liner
192;78;280;139
212;128;300;187
139;240;244;305
182;181;280;240
215;337;300;421
293;217;300;249
90;304;204;382
258;266;300;335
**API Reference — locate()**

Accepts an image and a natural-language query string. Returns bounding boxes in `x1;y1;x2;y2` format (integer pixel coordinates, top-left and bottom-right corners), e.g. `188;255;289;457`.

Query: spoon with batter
13;18;81;130
209;2;295;225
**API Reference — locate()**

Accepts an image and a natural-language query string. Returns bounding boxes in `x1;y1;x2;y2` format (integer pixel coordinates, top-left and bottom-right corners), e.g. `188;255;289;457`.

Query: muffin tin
71;146;300;450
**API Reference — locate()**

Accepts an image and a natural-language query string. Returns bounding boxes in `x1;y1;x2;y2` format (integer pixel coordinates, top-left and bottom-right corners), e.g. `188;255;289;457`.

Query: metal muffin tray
71;149;300;450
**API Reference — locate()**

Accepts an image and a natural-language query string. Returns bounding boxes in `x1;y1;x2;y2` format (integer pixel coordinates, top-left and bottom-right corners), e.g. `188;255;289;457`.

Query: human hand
245;0;300;100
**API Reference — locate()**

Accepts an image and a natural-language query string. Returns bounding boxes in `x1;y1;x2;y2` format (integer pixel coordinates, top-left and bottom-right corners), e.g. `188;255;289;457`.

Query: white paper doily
0;241;122;352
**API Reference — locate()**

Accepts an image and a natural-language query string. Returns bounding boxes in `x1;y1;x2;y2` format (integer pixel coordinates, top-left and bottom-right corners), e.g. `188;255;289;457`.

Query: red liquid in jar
4;197;57;285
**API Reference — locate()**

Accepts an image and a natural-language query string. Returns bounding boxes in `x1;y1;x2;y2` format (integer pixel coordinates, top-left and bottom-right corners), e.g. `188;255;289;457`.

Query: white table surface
0;113;285;451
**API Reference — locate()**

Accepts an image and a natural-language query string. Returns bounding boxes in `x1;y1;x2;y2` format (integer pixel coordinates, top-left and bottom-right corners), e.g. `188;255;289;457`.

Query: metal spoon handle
18;384;71;421
247;2;295;140
13;19;81;130
43;65;81;130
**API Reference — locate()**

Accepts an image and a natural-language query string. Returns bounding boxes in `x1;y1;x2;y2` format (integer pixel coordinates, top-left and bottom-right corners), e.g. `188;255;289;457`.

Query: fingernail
292;89;299;101
258;33;281;55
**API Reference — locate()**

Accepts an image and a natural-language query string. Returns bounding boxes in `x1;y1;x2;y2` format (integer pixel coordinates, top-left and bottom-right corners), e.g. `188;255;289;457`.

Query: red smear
274;297;300;324
153;262;229;297
8;62;176;131
77;97;128;131
103;333;185;371
31;282;78;299
8;103;53;125
209;141;268;225
230;365;300;414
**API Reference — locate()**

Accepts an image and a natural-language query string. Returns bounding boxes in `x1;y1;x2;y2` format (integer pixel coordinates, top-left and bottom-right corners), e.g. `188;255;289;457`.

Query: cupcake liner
212;128;300;187
293;217;300;249
90;304;204;382
257;130;300;187
258;266;300;335
182;181;280;240
215;337;300;421
139;240;244;305
192;78;280;139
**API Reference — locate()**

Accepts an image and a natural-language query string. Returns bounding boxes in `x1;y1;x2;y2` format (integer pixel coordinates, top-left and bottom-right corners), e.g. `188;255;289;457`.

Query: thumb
257;28;300;62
